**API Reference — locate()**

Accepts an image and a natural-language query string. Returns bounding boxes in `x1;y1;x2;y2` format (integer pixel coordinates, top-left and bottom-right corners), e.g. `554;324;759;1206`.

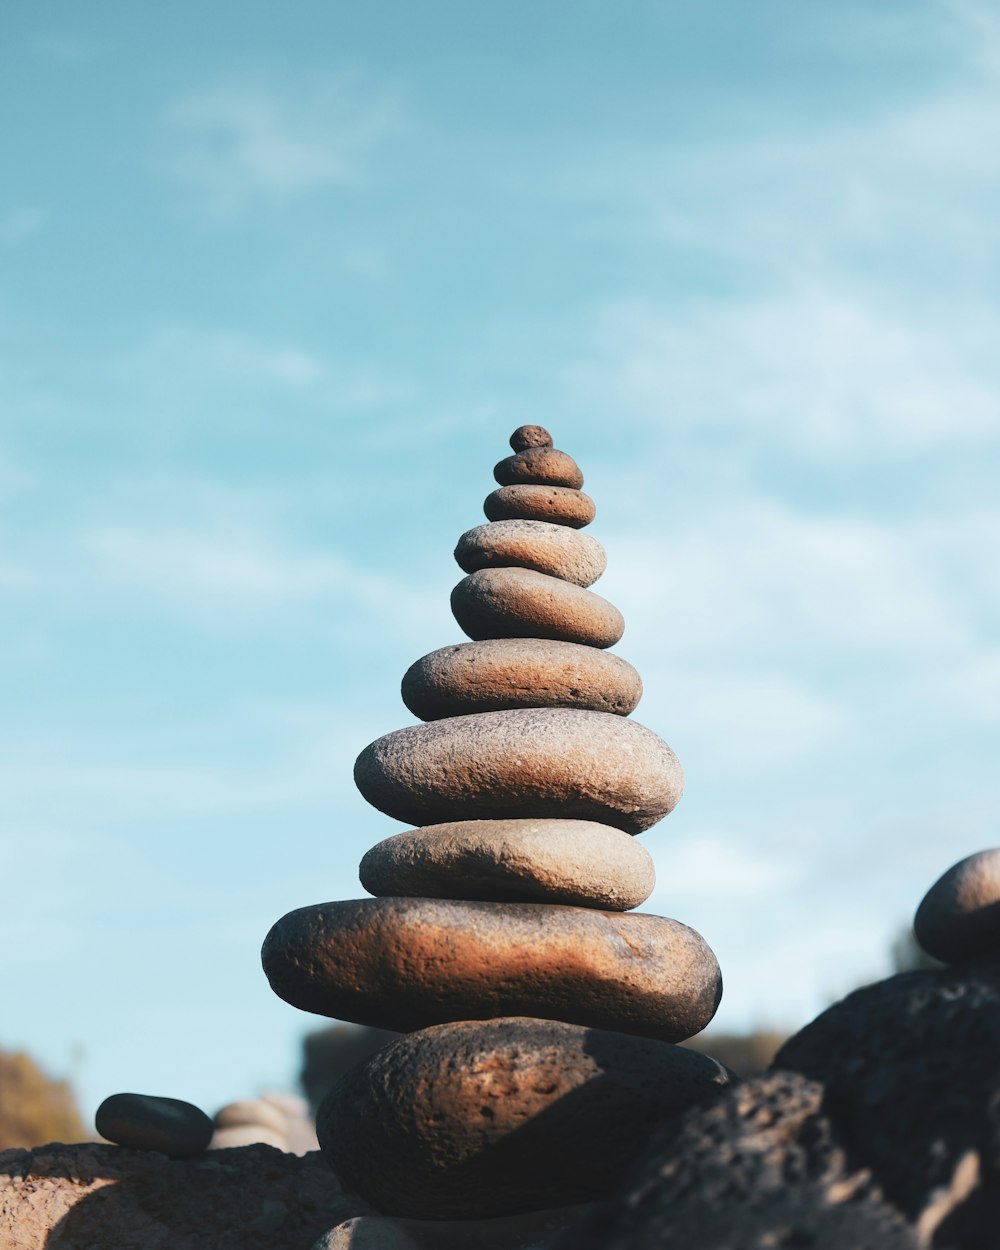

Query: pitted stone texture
262;898;721;1041
401;639;642;720
317;1018;730;1220
775;958;1000;1243
455;521;607;587
360;819;655;909
914;848;1000;962
354;708;683;834
452;568;624;647
494;448;584;490
313;1205;591;1249
510;425;554;452
95;1093;213;1159
484;485;596;528
559;1072;920;1250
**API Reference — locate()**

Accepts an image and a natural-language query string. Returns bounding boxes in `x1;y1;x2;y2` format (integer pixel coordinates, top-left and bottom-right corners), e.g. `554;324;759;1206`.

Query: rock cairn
263;426;727;1221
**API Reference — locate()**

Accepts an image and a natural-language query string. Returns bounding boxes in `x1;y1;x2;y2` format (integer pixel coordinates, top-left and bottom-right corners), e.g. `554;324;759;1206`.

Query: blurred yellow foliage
0;1049;88;1150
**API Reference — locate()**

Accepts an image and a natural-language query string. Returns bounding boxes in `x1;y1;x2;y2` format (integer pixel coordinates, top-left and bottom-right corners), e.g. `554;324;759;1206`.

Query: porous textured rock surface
914;848;1000;962
559;1072;920;1250
95;1092;213;1159
401;639;641;720
0;1141;357;1250
455;520;607;586
774;957;1000;1245
493;447;584;489
359;818;655;909
318;1018;730;1219
483;485;596;528
452;567;624;647
353;708;683;834
262;898;722;1040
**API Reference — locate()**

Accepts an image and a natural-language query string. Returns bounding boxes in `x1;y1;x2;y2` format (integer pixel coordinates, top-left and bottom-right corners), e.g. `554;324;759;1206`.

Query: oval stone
914;848;1000;963
510;424;554;452
484;485;596;528
214;1098;290;1134
261;897;720;1040
454;520;606;587
354;708;683;833
359;818;656;910
451;568;624;647
494;447;584;489
95;1093;213;1158
400;638;642;720
317;1018;730;1219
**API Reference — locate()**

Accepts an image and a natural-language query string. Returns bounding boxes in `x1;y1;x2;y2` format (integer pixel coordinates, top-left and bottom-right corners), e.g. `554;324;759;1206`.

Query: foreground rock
774;957;1000;1243
263;898;721;1040
559;1072;919;1250
914;848;1000;962
318;1018;730;1219
95;1092;213;1159
359;818;655;909
354;708;683;834
0;1141;356;1250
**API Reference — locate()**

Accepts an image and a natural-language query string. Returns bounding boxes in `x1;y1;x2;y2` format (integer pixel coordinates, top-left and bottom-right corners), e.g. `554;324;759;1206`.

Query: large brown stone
914;848;1000;963
484;485;596;528
261;898;721;1040
354;708;683;834
451;568;624;647
317;1018;730;1219
493;448;584;490
400;638;642;720
454;520;606;587
359;818;655;910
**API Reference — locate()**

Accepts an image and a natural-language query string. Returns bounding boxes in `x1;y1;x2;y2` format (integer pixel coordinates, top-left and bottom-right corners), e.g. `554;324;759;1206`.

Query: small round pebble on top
95;1092;213;1158
510;424;553;451
914;848;1000;963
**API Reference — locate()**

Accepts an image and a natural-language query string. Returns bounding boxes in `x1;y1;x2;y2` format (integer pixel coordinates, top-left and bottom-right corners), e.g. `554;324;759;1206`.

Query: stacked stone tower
262;427;727;1220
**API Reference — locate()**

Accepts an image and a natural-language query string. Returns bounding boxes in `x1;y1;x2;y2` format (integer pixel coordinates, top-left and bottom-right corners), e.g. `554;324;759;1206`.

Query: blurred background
1;0;998;1143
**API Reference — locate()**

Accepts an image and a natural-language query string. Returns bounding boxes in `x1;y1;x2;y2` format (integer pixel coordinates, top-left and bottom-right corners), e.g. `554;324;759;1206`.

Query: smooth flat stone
209;1124;288;1150
401;638;642;720
214;1098;290;1134
359;819;655;910
317;1018;730;1219
455;520;606;587
914;849;1000;962
262;898;721;1040
452;568;624;647
95;1093;213;1159
484;485;596;528
494;448;584;490
354;708;683;833
315;1205;591;1250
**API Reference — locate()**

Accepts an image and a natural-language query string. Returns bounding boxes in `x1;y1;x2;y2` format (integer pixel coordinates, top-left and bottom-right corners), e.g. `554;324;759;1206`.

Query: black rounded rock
95;1092;213;1158
914;848;1000;963
317;1017;731;1219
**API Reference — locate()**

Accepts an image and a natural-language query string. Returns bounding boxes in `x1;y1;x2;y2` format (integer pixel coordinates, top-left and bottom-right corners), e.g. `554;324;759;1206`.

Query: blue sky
2;0;998;1126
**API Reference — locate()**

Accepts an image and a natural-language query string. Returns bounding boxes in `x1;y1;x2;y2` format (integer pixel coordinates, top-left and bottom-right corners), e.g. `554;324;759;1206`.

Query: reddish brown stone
400;638;642;720
354;708;683;833
483;485;596;528
261;898;720;1040
317;1018;730;1219
454;520;606;587
494;448;584;490
509;425;554;452
451;568;624;647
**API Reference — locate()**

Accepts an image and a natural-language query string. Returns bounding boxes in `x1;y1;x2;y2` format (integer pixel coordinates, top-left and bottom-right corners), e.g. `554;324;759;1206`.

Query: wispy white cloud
159;76;402;216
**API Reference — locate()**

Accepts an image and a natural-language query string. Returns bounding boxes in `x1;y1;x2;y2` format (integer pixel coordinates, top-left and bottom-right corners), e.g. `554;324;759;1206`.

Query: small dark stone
95;1093;214;1159
913;848;1000;962
509;425;553;451
559;1072;920;1250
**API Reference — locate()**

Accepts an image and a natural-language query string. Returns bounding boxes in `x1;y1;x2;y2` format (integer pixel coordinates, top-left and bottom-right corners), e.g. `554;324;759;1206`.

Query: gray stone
317;1018;730;1219
262;898;721;1041
452;568;624;647
775;957;1000;1242
95;1093;213;1159
400;638;642;721
354;708;683;834
359;818;655;910
493;448;584;490
914;848;1000;962
559;1072;920;1250
454;520;607;587
484;485;596;528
